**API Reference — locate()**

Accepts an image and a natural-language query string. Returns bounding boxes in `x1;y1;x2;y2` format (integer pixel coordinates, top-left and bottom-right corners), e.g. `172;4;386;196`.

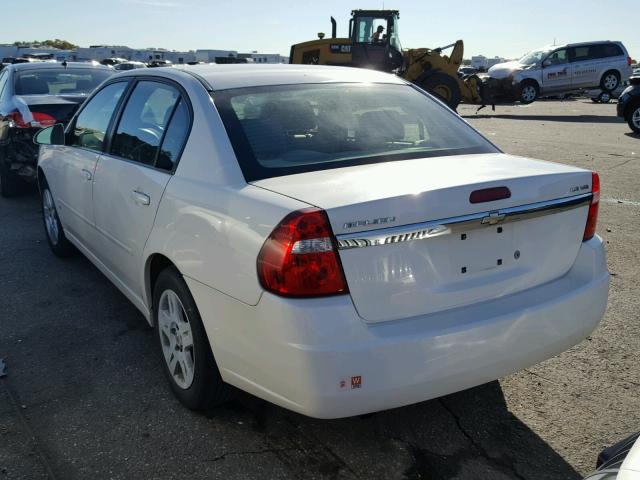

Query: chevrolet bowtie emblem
481;211;506;225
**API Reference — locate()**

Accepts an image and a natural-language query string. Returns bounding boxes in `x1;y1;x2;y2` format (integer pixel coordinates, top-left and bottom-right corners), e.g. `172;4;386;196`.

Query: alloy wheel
603;74;618;90
158;289;195;390
633;108;640;129
42;189;59;245
521;86;537;102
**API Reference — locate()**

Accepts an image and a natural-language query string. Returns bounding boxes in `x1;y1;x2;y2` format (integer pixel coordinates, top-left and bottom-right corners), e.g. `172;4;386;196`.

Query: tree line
13;39;78;50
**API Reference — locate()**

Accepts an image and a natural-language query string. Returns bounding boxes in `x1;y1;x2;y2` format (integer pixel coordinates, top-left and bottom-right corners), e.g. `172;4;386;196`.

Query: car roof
547;40;625;49
7;62;113;72
130;64;409;91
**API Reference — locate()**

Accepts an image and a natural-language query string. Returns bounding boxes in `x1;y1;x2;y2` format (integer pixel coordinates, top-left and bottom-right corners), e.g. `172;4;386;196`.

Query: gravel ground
0;98;638;480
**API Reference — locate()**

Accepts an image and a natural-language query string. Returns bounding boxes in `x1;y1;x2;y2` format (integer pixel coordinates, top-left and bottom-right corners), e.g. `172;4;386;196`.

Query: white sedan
35;64;609;419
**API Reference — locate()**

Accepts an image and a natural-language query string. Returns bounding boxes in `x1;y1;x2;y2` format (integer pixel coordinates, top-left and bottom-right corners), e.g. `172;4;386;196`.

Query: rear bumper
187;236;609;419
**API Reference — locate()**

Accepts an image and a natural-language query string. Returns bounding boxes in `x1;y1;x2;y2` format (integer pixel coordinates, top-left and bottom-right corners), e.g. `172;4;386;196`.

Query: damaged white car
488;41;633;104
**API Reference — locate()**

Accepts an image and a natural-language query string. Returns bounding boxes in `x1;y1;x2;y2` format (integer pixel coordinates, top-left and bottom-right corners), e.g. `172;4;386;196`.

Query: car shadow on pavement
463;114;624;124
624;132;640;139
207;381;581;480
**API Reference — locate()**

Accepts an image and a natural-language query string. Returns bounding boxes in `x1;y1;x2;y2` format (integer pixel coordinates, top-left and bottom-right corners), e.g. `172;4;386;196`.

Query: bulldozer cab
349;10;404;71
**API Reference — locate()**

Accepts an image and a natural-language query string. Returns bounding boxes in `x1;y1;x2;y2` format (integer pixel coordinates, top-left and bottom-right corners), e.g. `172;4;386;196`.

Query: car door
570;45;599;88
92;79;190;300
55;81;128;246
541;48;570;92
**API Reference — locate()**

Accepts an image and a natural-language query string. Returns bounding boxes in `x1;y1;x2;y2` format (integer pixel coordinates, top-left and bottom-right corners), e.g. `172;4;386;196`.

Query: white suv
488;41;633;103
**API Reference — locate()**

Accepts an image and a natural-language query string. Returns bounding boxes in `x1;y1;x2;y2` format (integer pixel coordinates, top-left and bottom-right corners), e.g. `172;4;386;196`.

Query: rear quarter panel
142;81;309;308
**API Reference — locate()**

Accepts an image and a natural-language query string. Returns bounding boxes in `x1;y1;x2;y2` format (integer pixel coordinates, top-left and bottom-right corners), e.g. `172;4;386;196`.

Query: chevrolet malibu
35;65;609;419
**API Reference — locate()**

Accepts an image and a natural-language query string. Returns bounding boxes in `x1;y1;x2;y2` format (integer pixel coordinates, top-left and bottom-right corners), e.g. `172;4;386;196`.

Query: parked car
148;59;172;68
458;66;478;77
584;432;640;479
587;81;628;103
617;76;640;133
35;64;609;419
114;61;147;71
0;62;113;196
488;41;633;104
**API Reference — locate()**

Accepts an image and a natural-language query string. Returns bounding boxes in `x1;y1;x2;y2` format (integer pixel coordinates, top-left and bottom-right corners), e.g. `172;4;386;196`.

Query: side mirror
34;124;65;146
542;59;552;68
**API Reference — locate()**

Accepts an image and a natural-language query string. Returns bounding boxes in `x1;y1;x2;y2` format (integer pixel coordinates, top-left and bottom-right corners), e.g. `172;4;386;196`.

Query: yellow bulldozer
289;9;487;110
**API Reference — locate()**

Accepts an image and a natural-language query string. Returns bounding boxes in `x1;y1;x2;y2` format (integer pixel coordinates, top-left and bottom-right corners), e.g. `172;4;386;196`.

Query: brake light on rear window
583;172;600;241
8;111;56;129
257;208;348;297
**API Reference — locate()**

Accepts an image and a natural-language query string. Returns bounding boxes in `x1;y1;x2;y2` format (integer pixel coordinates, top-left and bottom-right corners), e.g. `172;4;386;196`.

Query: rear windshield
215;83;497;181
14;68;112;95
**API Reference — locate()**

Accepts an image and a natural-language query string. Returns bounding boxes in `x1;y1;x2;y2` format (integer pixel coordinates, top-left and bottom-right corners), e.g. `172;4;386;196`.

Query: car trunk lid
252;153;594;323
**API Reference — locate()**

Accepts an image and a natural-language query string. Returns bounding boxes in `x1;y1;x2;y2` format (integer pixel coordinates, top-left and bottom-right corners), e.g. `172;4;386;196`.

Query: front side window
72;82;127;151
545;49;568;65
215;83;497;181
110;81;180;166
14;68;112;95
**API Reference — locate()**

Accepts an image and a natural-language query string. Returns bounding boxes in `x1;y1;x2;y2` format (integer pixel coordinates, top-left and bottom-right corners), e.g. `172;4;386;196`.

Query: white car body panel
37;64;610;418
186;236;607;418
93;153;171;301
619;437;640;479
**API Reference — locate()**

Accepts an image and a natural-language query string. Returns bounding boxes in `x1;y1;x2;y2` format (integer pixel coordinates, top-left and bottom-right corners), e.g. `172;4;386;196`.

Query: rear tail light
8;111;56;129
583;172;600;241
257;208;348;297
628;56;633;66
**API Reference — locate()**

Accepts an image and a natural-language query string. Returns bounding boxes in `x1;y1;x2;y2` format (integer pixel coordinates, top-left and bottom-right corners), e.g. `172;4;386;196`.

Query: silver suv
488;41;633;104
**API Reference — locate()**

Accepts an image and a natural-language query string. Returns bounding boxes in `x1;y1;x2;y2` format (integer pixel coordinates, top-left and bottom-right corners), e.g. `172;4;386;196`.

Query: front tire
600;71;620;92
628;104;640;134
418;72;462;111
153;267;234;410
41;183;76;257
519;81;539;104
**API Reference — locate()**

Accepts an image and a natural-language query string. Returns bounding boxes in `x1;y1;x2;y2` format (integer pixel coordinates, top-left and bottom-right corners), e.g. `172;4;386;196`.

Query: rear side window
591;44;624;59
156;98;190;171
72;82;127;151
110;81;180;166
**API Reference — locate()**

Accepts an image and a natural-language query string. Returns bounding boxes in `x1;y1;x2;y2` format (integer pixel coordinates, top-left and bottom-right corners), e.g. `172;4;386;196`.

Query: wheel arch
601;69;621;89
145;252;179;325
624;97;640;119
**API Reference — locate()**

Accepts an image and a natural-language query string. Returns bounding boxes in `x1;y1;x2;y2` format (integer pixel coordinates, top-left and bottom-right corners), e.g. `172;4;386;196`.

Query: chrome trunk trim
336;193;592;250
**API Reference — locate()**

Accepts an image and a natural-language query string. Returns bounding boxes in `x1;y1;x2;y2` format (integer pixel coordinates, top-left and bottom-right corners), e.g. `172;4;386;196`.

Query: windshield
518;48;552;65
14;68;113;95
215;83;497;181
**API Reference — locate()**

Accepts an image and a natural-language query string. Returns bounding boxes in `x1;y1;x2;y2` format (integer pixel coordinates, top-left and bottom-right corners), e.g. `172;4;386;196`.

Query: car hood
488;61;526;79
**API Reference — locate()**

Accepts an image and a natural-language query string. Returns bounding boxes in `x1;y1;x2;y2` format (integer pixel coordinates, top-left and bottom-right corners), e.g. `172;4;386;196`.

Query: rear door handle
81;168;92;181
132;190;151;206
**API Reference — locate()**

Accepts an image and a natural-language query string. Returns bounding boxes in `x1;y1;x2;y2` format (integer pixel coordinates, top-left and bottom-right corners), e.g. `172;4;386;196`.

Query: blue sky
1;0;638;60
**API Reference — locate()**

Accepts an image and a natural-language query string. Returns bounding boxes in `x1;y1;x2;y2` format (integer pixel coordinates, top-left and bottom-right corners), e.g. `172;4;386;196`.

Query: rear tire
600;70;620;92
418;72;462;110
153;266;234;411
628;104;640;134
597;92;612;103
519;80;539;104
41;181;76;257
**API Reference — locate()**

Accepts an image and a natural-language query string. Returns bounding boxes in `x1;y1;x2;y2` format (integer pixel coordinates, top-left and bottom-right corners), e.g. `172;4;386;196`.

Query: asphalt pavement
1;98;639;479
